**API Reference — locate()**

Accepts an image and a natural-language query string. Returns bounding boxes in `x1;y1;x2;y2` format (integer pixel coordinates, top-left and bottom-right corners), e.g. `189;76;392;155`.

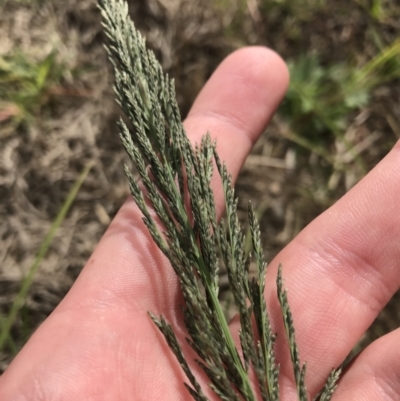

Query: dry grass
0;0;399;371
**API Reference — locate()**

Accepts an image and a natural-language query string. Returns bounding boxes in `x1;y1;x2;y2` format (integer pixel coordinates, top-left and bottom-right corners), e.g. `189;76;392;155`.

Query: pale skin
1;47;400;401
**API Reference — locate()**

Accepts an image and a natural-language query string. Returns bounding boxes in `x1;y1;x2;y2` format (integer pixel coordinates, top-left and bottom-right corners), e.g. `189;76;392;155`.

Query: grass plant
0;162;93;353
98;0;341;399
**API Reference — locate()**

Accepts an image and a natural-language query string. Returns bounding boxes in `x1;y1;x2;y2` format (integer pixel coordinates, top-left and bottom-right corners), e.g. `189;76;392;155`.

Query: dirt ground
0;0;399;372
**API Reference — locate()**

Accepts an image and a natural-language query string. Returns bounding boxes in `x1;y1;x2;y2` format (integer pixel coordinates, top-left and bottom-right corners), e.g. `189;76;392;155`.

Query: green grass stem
0;161;93;351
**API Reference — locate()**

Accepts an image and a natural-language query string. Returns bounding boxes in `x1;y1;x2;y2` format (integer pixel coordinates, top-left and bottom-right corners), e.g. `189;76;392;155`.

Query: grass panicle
99;0;341;399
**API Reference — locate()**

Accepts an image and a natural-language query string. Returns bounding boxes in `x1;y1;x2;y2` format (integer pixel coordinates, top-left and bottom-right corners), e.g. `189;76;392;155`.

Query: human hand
0;47;399;401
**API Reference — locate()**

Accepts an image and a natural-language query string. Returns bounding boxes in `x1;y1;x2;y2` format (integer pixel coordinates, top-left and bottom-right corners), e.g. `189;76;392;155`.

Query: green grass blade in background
0;161;93;352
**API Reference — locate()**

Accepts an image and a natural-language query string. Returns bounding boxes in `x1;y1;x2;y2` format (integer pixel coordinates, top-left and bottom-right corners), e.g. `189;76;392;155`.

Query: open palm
1;47;399;401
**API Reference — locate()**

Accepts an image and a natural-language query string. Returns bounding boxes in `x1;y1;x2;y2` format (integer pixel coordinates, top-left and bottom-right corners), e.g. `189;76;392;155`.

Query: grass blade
0;161;93;351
